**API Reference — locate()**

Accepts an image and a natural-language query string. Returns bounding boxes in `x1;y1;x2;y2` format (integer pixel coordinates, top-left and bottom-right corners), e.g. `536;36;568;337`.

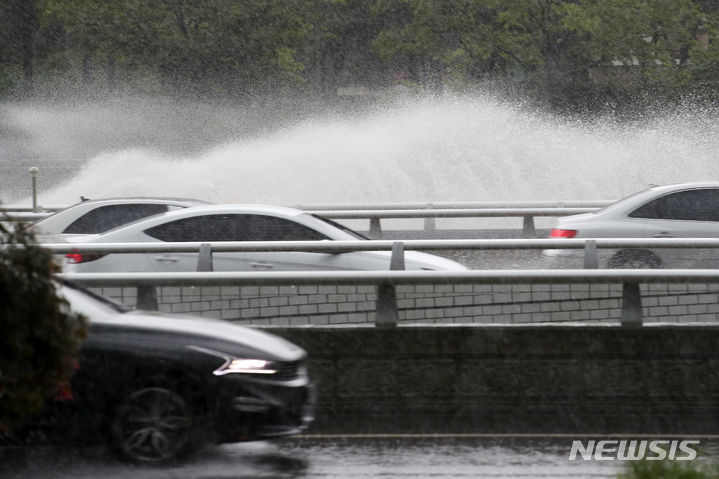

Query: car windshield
594;187;656;214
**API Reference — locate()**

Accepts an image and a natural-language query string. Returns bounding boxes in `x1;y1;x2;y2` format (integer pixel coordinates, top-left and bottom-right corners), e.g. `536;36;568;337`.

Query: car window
144;213;329;242
235;214;329;241
63;204;170;234
629;189;719;221
144;214;238;242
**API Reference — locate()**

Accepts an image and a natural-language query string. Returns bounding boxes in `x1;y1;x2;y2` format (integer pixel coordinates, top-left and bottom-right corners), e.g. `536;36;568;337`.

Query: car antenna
80;196;89;202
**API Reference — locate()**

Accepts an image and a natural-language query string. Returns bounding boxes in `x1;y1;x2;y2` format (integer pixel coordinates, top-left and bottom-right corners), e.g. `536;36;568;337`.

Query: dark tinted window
145;215;238;242
629;189;719;221
144;214;328;242
236;215;328;241
63;204;169;234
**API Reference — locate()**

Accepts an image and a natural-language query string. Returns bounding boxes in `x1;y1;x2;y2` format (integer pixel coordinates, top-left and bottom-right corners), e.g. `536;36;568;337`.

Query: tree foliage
0;0;717;108
0;219;87;434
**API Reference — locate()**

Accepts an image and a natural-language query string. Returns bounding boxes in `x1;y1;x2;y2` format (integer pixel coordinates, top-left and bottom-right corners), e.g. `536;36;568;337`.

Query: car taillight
65;250;107;264
550;229;578;238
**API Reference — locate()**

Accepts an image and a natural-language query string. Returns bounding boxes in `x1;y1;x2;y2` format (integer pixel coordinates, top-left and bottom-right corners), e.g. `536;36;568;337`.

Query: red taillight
65;250;106;264
550;229;578;238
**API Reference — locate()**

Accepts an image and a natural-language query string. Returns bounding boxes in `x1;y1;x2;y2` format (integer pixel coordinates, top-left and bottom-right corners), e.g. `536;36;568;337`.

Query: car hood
91;310;306;362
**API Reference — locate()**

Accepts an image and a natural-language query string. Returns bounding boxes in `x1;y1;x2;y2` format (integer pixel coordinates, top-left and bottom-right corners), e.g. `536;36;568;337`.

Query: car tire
608;249;661;269
111;386;197;463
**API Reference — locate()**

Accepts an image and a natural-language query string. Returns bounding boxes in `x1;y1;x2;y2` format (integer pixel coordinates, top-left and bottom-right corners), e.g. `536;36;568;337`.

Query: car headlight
213;358;277;376
186;345;277;376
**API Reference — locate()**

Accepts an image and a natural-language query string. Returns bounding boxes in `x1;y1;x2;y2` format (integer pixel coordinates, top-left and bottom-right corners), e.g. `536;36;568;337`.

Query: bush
0;218;87;433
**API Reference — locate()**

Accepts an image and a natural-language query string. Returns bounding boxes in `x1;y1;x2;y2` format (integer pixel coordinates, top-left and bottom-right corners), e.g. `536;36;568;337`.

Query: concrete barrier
266;325;719;435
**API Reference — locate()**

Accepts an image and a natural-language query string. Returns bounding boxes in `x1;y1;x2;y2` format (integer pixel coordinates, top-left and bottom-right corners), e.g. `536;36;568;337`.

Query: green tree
39;0;315;96
0;219;87;434
559;0;719;105
2;0;719;107
0;0;40;96
370;0;719;108
295;0;392;95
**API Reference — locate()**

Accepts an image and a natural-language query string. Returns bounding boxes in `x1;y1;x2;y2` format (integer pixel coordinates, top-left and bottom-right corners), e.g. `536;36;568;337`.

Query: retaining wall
268;325;719;434
96;282;719;325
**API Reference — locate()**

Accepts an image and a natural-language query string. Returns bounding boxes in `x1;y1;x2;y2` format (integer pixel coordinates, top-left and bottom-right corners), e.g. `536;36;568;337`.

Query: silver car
545;182;719;268
62;204;467;272
31;197;212;242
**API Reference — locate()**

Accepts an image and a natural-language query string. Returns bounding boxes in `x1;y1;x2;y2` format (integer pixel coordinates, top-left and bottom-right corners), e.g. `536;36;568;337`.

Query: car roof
153;203;307;217
645;182;719;193
91;204;309;236
598;182;719;216
32;197;213;230
65;196;212;206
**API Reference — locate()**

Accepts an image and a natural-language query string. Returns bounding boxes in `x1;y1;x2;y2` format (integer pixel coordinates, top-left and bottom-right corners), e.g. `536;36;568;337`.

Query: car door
224;214;354;271
143;215;242;271
144;213;355;271
627;188;719;267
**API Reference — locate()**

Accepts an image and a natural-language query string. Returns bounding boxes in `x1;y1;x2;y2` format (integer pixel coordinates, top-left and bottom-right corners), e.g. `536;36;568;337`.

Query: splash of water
4;95;718;205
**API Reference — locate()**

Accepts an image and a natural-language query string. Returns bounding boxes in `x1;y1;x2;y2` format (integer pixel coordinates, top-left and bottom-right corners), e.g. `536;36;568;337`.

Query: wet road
6;435;712;479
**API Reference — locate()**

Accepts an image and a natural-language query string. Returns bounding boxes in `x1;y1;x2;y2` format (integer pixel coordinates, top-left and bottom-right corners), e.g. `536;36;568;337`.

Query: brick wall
95;282;719;325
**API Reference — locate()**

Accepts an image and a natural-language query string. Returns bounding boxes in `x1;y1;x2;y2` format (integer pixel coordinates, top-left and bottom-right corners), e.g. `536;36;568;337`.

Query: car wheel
111;387;195;463
608;249;661;269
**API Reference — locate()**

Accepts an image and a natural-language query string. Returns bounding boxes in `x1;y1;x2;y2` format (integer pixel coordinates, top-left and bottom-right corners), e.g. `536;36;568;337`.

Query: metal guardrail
0;200;613;237
2;200;615;213
299;200;615;209
0;212;52;221
0;205;67;212
45;237;719;328
34;237;719;255
310;207;601;237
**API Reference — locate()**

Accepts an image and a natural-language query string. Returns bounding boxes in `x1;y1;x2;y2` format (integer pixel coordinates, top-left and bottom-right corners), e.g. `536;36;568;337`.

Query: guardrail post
583;240;598;269
197;243;214;271
369;217;382;239
620;282;643;326
522;216;536;238
423;203;436;232
29;167;39;213
375;242;404;328
137;285;158;311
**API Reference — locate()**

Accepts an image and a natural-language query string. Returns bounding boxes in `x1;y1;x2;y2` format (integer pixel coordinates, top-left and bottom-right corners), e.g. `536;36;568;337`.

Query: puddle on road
0;436;643;479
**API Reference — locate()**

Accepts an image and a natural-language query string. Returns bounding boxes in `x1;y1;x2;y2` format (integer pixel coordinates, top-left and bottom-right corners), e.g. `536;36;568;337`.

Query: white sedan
31;197;212;242
62;204;467;272
545;182;719;268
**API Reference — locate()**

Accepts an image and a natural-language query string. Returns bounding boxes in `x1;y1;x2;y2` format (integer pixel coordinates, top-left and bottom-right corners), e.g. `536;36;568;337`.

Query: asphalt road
6;435;715;479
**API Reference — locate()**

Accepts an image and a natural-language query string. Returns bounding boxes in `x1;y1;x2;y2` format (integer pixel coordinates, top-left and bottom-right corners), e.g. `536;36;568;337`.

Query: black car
7;282;314;462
